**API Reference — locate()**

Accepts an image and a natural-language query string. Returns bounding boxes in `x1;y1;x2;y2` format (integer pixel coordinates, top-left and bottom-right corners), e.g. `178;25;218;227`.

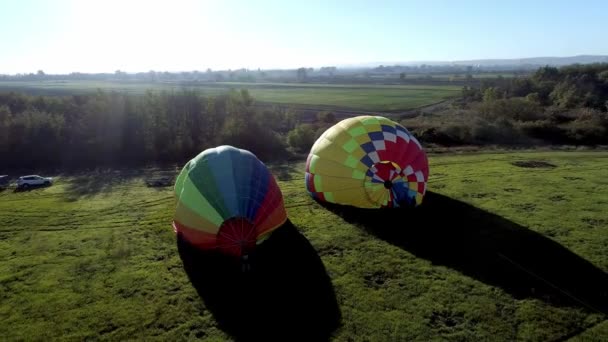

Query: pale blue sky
0;0;606;74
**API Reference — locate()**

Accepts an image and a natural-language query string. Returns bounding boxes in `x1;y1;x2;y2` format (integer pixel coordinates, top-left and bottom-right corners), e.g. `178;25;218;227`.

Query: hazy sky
1;0;606;74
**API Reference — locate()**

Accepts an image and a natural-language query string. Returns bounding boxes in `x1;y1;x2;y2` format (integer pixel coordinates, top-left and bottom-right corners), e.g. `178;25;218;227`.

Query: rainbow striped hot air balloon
173;146;287;256
305;116;428;208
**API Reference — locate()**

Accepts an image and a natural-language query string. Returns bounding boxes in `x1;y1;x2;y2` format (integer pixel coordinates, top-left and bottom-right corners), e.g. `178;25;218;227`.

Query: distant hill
447;55;608;66
350;55;608;68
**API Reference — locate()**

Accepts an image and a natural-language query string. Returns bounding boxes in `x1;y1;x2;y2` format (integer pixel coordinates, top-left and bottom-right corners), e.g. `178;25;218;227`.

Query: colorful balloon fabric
173;146;287;256
305;116;429;208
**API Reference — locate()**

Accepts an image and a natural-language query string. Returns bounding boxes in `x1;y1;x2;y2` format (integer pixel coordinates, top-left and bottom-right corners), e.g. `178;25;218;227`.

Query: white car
17;175;53;189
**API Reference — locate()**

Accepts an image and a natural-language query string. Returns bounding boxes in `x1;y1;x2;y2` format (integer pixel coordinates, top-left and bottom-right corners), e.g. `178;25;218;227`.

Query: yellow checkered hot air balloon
305;116;428;208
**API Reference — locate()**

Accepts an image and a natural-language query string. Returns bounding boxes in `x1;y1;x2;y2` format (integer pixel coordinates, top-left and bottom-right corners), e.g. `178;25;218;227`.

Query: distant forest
407;64;608;147
0;64;524;85
1;64;607;168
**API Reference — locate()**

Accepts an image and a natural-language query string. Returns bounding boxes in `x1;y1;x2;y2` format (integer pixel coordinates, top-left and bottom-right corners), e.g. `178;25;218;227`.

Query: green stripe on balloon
313;175;323;191
343;139;359;153
179;176;223;226
208;149;239;217
362;117;380;125
351;169;365;180
174;161;190;196
188;158;231;219
344;155;359;168
348;126;367;136
308;154;319;173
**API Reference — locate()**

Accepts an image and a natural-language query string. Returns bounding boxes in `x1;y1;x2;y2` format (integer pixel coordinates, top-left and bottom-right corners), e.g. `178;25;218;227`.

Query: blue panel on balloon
361;142;375;153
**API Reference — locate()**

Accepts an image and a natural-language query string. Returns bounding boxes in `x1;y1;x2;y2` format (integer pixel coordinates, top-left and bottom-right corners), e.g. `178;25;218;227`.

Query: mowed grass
0;151;607;340
0;80;460;111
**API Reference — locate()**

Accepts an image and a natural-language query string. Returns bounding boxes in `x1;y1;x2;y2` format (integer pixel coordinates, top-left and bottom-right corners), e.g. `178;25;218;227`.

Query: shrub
517;120;570;144
470;118;524;145
219;118;288;161
287;124;317;152
565;108;608;144
479;98;543;122
317;111;336;124
525;93;541;104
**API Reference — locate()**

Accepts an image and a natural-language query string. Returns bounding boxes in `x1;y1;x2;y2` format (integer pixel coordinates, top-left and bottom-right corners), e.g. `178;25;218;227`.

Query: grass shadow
321;192;608;315
13;183;52;193
177;220;341;341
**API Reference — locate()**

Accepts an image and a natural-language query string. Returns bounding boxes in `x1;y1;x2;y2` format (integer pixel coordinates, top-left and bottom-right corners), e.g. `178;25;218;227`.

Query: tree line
0;89;300;168
2;63;607;170
408;64;608;146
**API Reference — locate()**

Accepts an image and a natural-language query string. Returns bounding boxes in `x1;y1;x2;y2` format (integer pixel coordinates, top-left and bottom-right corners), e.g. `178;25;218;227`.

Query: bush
479;97;544;122
287;124;317;152
565;108;608;144
219;118;288;161
517;120;570;144
412;124;472;146
470;118;524;145
316;111;336;124
525;92;541;104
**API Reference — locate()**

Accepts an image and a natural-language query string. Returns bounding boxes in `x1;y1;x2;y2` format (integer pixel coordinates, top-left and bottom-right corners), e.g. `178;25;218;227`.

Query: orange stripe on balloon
256;205;288;235
174;201;220;234
173;221;217;249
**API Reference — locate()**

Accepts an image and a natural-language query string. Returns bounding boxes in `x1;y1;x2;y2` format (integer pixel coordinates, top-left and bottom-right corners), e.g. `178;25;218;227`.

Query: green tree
598;70;608;84
317;111;336;123
533;66;560;82
550;81;580;109
287;124;316;152
0;105;12;156
525;92;541;104
483;87;499;103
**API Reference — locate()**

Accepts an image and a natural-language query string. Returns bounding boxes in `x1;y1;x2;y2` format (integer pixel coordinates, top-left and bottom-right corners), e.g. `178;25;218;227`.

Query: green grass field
0;80;460;111
1;151;607;340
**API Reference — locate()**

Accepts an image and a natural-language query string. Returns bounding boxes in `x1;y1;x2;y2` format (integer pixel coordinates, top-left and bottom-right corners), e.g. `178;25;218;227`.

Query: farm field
0;151;607;341
0;80;460;111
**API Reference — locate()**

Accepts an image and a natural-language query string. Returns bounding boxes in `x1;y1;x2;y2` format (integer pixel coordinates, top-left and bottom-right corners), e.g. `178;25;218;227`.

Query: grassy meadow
0;80;459;111
0;151;607;341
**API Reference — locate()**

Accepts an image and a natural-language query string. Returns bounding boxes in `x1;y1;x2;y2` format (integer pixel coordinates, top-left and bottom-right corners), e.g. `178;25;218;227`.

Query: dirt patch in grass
581;218;607;228
470;193;496;199
429;309;465;329
511;203;537;212
549;195;567;202
316;244;344;257
511;160;557;169
563;176;584;181
364;270;391;288
504;188;522;193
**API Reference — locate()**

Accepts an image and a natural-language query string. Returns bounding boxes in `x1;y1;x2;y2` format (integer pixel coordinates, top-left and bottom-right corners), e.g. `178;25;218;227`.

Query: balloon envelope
305;116;428;208
173;146;287;256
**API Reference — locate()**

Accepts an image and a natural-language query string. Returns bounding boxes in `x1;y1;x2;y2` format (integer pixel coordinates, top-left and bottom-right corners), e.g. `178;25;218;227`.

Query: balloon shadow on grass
320;191;608;315
177;220;341;341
